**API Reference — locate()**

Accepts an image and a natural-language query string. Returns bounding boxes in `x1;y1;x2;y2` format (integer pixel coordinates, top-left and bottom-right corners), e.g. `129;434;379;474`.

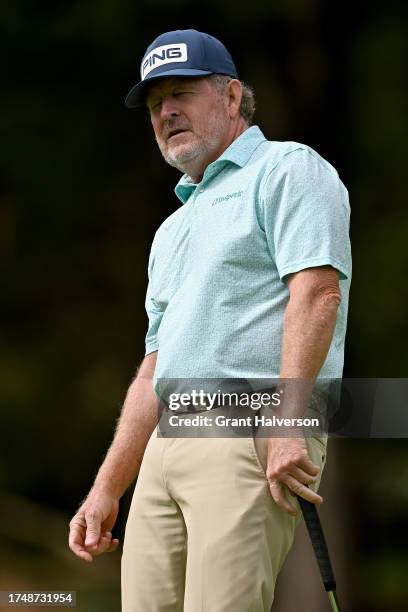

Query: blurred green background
2;1;407;610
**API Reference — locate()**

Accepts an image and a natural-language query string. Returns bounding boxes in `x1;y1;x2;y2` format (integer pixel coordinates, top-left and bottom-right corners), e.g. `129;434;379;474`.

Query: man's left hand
265;435;323;515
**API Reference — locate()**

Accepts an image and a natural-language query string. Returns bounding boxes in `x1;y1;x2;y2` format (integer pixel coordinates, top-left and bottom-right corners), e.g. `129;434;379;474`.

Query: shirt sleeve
261;147;352;281
144;238;164;355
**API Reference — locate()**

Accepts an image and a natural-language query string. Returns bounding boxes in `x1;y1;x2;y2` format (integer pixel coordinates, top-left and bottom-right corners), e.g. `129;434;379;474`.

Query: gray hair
209;74;256;125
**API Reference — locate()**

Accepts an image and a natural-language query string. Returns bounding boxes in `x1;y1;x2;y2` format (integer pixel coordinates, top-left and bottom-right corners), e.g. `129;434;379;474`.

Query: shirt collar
175;125;267;204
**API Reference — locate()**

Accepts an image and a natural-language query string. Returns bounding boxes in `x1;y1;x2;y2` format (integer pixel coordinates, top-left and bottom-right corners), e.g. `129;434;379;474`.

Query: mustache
162;121;191;140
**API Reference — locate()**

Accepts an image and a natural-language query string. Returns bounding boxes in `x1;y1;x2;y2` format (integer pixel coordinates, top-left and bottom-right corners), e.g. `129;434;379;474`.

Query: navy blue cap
125;29;238;108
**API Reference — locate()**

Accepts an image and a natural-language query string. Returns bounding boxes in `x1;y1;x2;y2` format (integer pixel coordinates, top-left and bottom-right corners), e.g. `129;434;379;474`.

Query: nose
160;97;180;121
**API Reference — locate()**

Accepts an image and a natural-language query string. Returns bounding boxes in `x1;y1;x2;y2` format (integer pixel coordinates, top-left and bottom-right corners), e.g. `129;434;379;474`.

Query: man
69;29;351;611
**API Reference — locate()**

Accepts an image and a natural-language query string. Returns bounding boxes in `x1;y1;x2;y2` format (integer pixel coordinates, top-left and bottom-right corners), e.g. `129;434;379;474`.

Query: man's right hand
69;489;120;562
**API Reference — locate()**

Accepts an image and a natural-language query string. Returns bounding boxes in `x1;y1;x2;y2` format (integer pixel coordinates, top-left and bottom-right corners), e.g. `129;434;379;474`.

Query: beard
157;112;227;177
162;131;204;170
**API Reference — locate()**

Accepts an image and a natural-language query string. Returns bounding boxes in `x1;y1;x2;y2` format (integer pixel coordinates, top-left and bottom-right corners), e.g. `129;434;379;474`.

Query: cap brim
124;68;213;108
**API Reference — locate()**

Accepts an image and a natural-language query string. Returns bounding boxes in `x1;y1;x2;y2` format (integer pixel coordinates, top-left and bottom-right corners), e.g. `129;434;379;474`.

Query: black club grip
297;496;336;592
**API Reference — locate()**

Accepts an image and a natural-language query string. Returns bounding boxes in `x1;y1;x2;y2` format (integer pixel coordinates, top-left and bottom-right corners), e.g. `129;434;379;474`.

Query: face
146;76;230;178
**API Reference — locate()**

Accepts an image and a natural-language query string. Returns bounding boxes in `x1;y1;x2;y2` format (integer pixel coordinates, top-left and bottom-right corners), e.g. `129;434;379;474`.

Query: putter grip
297;496;336;592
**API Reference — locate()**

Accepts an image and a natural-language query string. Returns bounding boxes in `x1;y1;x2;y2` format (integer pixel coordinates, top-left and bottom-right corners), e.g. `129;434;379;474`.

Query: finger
296;455;321;476
71;532;113;561
100;534;119;554
268;479;298;515
75;549;94;563
288;464;319;485
84;509;102;547
84;532;113;556
69;526;93;562
83;532;119;557
69;540;93;562
107;538;120;553
281;475;323;504
69;520;86;552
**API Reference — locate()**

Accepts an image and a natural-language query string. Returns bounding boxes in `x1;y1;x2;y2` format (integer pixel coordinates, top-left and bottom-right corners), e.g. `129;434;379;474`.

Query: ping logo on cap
141;43;188;80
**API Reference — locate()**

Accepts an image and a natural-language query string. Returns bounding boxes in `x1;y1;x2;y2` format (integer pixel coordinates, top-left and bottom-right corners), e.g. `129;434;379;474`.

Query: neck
186;118;248;183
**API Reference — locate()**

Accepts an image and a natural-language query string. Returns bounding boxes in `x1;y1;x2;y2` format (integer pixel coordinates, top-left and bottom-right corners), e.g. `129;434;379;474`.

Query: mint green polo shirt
144;126;351;390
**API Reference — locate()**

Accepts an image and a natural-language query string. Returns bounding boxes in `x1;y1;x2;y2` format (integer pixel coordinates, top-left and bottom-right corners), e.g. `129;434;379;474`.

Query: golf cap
125;29;238;108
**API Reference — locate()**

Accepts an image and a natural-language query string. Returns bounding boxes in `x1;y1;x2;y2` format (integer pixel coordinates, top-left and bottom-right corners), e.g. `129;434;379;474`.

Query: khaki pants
121;432;326;611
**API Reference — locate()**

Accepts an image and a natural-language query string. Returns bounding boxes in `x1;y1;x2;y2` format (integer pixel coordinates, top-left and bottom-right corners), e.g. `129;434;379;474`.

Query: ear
227;79;243;119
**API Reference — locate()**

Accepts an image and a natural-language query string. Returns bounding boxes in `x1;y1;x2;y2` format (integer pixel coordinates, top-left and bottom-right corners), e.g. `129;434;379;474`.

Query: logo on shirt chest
211;190;244;206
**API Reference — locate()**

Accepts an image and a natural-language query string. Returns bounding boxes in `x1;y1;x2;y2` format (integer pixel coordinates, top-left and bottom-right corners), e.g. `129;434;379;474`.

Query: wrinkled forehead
146;75;210;100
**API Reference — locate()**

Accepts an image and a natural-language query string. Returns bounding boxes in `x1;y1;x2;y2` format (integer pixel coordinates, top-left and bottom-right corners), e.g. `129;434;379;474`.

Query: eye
149;100;161;111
